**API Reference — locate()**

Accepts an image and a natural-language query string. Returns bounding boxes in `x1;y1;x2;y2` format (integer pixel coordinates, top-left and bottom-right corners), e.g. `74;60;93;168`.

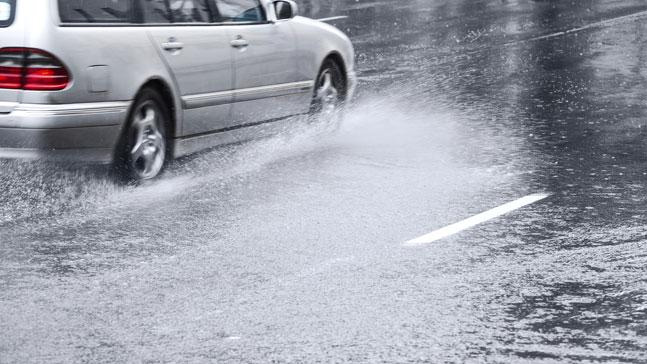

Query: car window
0;0;15;27
141;0;171;23
169;0;211;23
58;0;133;23
216;0;264;23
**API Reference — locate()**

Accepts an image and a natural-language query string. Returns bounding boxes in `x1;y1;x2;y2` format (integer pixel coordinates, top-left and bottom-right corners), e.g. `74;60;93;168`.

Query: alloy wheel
316;69;340;116
128;101;166;180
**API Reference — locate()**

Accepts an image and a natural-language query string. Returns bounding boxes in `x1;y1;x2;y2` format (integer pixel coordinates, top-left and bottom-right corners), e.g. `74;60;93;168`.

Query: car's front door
216;0;308;125
145;0;234;136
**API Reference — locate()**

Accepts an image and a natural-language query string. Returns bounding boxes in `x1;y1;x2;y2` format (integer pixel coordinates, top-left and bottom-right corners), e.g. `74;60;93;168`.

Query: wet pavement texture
3;0;647;362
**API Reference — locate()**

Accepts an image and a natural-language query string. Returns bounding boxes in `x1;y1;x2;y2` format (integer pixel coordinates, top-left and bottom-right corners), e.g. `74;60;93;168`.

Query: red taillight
0;48;70;91
25;67;70;91
0;48;24;89
0;65;22;89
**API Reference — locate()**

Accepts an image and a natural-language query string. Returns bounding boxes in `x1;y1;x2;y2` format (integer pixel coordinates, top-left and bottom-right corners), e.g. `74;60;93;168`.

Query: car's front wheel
115;88;169;183
310;59;346;127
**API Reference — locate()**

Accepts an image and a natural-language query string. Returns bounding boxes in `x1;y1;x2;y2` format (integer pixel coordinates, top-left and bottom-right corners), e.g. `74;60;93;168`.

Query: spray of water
0;87;530;232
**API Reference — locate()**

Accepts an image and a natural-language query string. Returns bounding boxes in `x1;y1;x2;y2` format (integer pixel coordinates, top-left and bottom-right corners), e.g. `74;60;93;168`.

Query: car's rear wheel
115;88;169;183
310;59;346;126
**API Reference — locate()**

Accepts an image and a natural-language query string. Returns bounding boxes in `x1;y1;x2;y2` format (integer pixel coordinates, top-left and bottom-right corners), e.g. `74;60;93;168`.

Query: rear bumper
0;101;130;164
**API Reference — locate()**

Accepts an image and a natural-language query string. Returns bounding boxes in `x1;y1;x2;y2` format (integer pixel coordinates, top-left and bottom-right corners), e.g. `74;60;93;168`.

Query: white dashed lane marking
404;193;551;246
523;10;647;43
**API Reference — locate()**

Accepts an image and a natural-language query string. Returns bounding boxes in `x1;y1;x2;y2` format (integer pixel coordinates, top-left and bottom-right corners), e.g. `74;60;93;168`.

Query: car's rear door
0;0;21;113
215;0;308;125
145;0;234;136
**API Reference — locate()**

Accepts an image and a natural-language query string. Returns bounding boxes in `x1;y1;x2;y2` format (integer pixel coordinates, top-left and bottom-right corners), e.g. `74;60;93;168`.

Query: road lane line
526;10;647;42
404;193;550;246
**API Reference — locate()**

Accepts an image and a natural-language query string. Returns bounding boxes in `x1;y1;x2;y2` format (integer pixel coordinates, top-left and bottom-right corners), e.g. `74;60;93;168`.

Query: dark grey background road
2;0;647;362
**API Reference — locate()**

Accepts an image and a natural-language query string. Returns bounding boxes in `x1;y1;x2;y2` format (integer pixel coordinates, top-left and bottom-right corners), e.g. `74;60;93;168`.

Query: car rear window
58;0;134;23
0;0;15;27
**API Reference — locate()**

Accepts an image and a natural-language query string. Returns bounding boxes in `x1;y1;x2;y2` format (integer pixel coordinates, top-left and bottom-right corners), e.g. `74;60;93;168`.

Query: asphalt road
3;0;647;362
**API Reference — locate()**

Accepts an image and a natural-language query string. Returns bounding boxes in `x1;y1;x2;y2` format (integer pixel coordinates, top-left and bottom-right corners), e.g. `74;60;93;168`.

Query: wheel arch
114;77;179;166
322;51;348;95
134;77;181;139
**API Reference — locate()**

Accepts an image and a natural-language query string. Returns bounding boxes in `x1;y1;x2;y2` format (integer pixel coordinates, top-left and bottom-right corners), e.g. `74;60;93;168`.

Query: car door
145;0;235;136
215;0;307;125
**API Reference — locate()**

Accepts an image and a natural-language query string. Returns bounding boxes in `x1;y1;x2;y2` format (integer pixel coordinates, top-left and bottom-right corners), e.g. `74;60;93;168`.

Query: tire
114;88;169;183
310;59;346;127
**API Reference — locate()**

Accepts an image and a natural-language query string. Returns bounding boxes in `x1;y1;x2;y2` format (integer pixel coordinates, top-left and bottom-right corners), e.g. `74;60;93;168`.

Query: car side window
169;0;211;23
58;0;133;23
141;0;171;23
215;0;265;23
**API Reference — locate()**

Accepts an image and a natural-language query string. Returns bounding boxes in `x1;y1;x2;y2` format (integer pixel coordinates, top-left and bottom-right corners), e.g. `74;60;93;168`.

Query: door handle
162;38;184;52
230;37;249;49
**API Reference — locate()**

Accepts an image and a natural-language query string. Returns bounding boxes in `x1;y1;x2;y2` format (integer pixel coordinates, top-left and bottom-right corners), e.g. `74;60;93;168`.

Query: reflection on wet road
3;0;647;362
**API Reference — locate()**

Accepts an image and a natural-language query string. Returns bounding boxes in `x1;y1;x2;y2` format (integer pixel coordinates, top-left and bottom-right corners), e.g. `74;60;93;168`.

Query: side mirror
273;0;298;20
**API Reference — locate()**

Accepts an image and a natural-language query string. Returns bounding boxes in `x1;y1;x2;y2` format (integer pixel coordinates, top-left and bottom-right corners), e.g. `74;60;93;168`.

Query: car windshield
0;0;15;27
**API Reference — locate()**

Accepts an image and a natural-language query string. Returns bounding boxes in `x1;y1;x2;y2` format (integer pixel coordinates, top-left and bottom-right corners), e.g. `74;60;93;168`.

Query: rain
2;0;647;362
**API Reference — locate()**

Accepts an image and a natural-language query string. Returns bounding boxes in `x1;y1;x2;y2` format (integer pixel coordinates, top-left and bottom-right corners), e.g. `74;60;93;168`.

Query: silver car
0;0;355;181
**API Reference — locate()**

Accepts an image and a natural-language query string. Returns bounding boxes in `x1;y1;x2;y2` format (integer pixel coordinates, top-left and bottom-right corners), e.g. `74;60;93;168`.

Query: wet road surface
3;0;647;362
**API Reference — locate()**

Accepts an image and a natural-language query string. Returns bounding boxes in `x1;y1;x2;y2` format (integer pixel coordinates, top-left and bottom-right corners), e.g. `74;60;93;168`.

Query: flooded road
3;0;647;362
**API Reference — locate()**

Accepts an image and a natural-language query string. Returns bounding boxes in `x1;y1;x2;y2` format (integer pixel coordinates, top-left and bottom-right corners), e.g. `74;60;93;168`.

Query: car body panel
147;25;235;136
228;21;310;124
290;16;356;84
